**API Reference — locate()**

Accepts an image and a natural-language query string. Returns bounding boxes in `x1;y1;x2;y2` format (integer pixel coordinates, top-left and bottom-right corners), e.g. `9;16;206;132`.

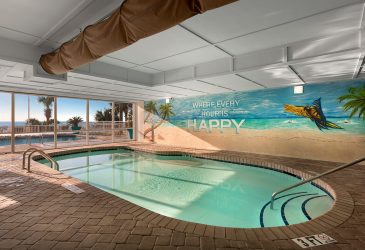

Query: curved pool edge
32;144;354;239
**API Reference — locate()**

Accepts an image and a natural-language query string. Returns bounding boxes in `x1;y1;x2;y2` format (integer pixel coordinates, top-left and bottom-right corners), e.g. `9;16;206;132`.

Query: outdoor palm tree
144;101;158;122
116;103;132;121
37;96;54;125
144;103;174;138
67;116;83;130
95;109;112;121
25;118;41;126
338;85;365;120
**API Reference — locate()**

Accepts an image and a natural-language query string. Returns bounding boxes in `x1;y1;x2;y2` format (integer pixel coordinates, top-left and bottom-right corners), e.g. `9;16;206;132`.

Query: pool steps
260;192;332;227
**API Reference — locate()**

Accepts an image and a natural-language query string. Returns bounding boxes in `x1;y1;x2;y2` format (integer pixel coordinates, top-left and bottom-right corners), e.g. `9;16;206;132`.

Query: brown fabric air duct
39;0;237;75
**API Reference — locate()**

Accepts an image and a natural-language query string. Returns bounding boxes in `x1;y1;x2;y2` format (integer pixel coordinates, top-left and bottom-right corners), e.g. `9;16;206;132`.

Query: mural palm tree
37;96;54;125
144;101;158;122
144;103;174;138
338;85;365;120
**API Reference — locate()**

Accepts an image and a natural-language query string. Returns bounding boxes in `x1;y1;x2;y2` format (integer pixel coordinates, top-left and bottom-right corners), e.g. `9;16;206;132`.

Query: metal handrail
270;156;365;209
22;148;59;173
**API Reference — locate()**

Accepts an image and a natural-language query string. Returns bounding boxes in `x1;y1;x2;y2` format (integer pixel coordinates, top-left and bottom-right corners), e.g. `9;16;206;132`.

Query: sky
0;93;112;122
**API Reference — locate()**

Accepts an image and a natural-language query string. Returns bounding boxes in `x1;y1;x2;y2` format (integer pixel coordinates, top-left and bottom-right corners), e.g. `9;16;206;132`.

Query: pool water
39;149;333;228
0;135;79;146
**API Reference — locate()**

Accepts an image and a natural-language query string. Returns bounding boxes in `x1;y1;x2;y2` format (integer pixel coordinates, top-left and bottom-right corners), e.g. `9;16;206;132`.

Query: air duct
39;0;236;75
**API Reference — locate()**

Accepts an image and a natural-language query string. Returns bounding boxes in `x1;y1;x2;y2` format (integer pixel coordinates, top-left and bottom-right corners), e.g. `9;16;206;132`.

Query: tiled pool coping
31;144;354;240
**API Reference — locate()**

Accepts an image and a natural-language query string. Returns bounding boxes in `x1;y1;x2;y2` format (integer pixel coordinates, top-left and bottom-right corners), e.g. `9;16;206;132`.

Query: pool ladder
22;148;59;173
270;156;365;209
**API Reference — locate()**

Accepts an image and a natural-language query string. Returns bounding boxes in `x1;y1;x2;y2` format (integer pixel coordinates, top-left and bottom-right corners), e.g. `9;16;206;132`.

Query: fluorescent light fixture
294;85;304;94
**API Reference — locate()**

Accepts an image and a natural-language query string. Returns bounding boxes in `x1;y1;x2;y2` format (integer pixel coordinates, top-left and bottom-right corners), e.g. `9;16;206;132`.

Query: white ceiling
0;0;364;101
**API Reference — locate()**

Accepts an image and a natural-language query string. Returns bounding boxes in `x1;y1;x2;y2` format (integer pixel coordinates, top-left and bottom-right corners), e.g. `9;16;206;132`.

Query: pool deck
0;142;364;249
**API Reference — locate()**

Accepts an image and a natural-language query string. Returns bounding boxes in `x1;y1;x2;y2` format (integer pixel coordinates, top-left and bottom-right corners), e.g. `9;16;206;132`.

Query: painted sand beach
145;126;365;163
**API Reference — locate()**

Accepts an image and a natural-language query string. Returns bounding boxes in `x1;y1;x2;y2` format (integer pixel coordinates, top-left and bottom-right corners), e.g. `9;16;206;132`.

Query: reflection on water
39;149;333;228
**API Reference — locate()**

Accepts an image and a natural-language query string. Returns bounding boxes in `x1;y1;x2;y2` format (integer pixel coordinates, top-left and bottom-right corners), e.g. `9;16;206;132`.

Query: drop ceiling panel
0;79;139;102
0;59;16;67
203;75;264;91
97;56;136;68
305;75;355;83
146;46;229;71
151;85;205;97
0;0;85;43
182;0;360;43
69;73;116;84
293;52;361;65
240;67;302;87
0;27;38;44
288;32;360;61
217;3;363;55
104;26;210;65
103;84;186;98
130;66;160;74
293;59;358;80
169;80;232;94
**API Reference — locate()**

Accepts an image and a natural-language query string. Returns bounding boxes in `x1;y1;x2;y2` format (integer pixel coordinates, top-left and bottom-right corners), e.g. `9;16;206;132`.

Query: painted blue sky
160;79;365;120
0;93;111;122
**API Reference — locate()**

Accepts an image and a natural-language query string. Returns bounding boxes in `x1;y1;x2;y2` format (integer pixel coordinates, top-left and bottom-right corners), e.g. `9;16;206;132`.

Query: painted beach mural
144;80;365;163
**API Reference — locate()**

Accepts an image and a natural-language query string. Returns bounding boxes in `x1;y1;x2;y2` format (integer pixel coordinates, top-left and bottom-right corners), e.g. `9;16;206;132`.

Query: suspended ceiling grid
0;0;364;101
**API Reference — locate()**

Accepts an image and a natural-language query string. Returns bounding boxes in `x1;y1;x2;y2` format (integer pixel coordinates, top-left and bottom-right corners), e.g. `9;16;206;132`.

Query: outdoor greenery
37;96;54;125
338;85;365;120
94;103;133;126
95;109;112;121
67;116;83;128
25;118;41;126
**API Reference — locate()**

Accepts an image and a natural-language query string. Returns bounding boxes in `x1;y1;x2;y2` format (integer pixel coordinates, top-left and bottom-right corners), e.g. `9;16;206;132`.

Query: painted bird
284;98;342;130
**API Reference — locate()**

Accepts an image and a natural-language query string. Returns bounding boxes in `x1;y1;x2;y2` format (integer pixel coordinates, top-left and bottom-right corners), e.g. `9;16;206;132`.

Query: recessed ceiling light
294;85;304;94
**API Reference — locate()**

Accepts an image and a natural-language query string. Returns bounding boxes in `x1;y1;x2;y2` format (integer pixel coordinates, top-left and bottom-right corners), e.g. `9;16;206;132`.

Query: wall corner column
54;96;57;149
133;101;144;142
11;93;15;153
112;102;115;143
86;99;89;145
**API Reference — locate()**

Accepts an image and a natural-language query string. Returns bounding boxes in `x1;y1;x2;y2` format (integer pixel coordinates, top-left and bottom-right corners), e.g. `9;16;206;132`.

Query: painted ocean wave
163;118;365;134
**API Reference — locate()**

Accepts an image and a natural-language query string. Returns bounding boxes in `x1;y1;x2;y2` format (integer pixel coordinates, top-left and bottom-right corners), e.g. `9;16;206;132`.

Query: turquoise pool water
0;135;79;146
39;149;333;228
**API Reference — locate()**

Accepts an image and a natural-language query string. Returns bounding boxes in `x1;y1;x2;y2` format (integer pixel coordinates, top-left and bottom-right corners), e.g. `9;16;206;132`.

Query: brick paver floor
0;143;364;249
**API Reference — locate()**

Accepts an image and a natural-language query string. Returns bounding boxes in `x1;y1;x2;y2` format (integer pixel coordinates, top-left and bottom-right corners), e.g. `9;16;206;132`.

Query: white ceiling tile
151;84;205;97
240;67;302;87
293;59;358;81
169;80;232;94
288;32;360;60
182;0;360;43
146;46;229;71
293;52;361;65
105;26;209;65
0;59;17;67
304;75;354;83
67;76;112;87
0;27;38;44
129;66;161;74
97;56;136;68
203;75;264;92
217;3;363;55
0;0;86;43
